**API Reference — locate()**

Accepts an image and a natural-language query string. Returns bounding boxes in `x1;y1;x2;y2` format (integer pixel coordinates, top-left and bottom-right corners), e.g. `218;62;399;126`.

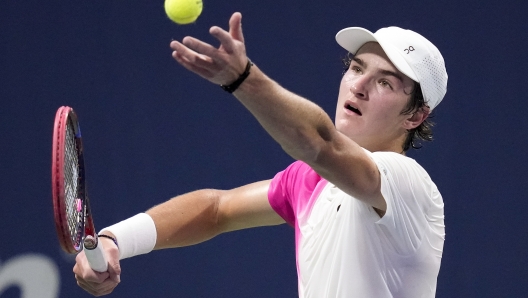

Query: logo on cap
404;46;415;54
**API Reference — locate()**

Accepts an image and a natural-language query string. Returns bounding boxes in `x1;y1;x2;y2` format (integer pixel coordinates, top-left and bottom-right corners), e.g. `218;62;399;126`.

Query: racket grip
84;235;109;272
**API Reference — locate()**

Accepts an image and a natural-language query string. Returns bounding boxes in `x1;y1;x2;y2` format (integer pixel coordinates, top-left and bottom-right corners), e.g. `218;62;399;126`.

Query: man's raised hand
170;12;249;86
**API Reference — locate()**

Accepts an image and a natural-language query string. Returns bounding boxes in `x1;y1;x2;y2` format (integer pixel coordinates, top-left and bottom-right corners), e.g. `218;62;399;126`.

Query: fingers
106;261;121;284
103;238;122;283
181;36;219;59
209;26;237;54
169;12;248;85
73;247;120;296
209;12;244;54
171;39;213;66
228;12;244;43
171;40;215;79
74;252;109;282
172;52;214;79
76;275;118;296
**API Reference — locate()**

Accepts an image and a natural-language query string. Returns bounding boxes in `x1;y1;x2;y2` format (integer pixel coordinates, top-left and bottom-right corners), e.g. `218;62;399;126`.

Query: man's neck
357;135;406;154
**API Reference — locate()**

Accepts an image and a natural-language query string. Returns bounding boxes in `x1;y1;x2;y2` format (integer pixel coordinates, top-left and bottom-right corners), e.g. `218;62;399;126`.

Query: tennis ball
164;0;203;25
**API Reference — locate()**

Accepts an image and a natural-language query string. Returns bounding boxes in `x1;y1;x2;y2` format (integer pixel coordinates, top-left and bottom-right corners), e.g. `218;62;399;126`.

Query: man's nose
350;76;368;99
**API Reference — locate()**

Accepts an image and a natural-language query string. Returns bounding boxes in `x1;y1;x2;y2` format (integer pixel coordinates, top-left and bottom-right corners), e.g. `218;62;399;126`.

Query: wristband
220;59;253;93
100;213;157;260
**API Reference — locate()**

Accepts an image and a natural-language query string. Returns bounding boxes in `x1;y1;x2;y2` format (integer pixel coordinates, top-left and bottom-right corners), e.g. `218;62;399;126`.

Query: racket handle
84;235;109;272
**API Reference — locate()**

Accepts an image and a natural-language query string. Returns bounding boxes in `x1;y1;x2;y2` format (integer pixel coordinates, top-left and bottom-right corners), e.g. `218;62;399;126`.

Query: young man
74;12;447;297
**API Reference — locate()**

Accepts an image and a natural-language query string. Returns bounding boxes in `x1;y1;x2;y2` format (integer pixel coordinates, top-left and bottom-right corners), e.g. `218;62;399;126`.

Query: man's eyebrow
353;56;405;83
380;69;404;83
352;57;365;67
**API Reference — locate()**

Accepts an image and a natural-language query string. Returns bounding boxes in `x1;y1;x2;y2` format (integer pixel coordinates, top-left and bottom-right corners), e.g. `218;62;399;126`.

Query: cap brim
335;27;377;55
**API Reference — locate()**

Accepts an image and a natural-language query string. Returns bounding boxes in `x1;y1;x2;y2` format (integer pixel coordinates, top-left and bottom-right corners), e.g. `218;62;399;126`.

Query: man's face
335;42;417;152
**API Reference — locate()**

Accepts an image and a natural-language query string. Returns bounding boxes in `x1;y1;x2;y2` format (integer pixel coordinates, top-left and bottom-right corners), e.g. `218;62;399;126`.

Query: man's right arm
148;179;284;250
73;179;284;296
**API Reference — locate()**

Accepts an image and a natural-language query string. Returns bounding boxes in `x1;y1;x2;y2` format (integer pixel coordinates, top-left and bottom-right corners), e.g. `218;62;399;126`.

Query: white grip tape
84;239;109;272
100;213;157;260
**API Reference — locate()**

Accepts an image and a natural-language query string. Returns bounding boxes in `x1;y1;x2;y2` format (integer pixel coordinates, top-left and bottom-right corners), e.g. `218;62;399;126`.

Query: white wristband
100;213;157;260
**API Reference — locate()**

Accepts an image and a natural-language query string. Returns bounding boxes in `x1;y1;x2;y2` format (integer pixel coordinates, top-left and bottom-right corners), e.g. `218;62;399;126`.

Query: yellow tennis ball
164;0;203;25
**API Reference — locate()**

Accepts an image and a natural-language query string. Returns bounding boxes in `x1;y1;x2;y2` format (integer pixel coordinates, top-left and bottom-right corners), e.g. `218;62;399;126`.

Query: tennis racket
51;106;108;272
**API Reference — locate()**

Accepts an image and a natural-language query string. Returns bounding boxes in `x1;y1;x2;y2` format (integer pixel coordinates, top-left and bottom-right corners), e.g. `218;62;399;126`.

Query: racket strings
64;119;83;248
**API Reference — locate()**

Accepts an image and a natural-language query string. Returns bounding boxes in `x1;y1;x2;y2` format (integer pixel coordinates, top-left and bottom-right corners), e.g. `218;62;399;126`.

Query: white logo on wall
0;254;59;298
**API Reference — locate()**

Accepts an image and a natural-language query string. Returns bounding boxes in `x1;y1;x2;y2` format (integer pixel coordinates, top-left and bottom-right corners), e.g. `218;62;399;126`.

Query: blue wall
1;0;527;297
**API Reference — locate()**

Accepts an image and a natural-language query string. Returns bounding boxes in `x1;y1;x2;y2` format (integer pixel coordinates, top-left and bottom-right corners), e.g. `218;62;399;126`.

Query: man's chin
336;122;359;136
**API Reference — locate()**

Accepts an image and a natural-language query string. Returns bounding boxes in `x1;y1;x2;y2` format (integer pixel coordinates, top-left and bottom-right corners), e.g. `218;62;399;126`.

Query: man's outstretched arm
73;180;283;296
148;180;284;249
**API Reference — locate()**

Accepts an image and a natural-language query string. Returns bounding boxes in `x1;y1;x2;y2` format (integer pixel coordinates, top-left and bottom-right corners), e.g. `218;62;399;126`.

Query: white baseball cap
335;26;448;110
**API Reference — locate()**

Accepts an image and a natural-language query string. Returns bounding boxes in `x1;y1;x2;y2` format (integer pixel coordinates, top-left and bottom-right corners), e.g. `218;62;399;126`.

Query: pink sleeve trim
268;161;323;226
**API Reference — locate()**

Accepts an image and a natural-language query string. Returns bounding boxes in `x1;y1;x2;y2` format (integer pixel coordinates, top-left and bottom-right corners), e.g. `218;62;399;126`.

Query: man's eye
350;66;361;73
380;80;393;89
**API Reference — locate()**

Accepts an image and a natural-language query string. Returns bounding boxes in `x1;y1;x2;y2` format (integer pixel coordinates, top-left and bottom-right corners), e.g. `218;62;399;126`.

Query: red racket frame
52;106;96;254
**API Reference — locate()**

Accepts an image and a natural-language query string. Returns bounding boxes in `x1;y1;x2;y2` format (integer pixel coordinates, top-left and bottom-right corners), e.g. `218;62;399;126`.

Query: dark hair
400;83;434;151
342;53;434;152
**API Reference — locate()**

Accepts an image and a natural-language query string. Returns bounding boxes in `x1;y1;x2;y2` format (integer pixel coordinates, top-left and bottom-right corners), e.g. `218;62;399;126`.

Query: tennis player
74;12;447;297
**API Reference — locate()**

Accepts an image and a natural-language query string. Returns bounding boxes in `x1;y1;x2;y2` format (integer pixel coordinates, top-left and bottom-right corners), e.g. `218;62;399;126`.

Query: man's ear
403;106;430;130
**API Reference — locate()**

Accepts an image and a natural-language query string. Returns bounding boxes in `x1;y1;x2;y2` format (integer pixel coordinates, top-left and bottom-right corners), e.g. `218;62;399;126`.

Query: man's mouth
346;104;362;116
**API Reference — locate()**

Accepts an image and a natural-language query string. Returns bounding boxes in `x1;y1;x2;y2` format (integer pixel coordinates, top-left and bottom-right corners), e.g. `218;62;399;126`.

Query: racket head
51;106;96;254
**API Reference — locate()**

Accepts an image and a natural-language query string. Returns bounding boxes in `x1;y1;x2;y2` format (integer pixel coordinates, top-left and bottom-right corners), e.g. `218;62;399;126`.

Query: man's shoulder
367;150;431;179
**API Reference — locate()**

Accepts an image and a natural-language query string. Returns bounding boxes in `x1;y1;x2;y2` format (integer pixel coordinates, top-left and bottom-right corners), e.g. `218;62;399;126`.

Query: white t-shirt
268;151;445;297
